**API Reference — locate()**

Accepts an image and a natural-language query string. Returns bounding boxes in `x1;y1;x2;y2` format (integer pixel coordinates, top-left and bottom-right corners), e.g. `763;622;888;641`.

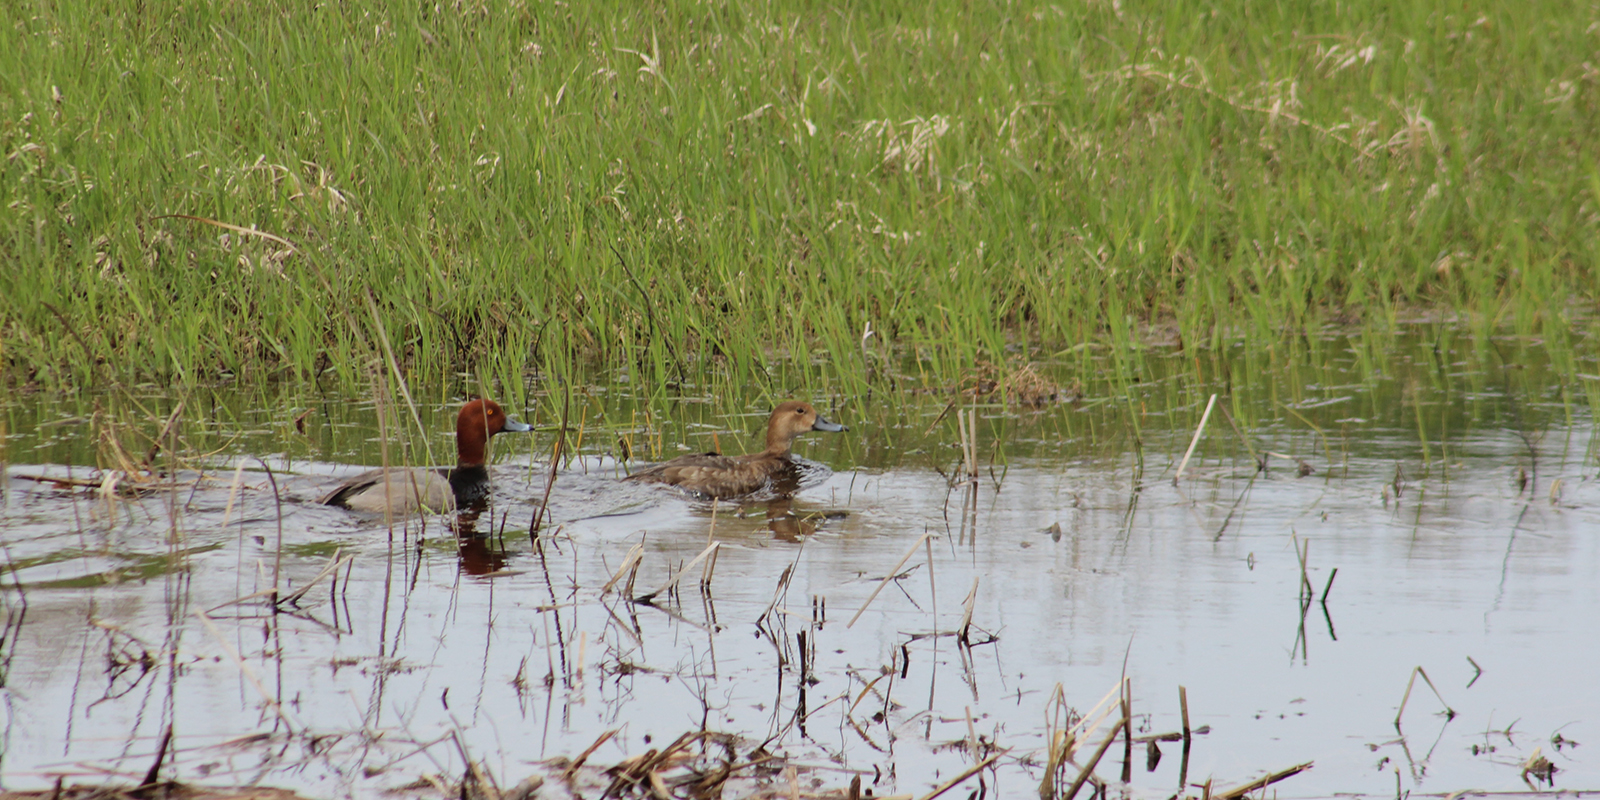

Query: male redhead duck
320;398;531;515
625;400;847;499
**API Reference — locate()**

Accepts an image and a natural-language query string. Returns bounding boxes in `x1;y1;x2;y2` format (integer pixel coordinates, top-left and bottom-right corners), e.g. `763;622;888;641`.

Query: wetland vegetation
3;0;1599;396
3;0;1600;797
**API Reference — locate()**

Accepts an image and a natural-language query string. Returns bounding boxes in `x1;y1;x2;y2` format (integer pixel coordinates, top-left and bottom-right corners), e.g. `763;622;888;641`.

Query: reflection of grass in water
0;330;1589;492
279;541;345;559
3;0;1598;396
12;543;224;590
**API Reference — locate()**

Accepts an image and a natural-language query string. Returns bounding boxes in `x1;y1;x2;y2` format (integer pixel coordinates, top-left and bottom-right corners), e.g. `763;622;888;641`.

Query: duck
625;400;847;499
320;398;531;515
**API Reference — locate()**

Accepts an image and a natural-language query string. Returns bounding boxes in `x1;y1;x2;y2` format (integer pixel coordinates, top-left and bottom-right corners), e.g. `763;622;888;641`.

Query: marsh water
2;331;1597;797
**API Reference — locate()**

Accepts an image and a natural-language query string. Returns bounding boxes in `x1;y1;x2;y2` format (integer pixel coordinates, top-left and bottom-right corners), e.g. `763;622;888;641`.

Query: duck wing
624;453;772;499
319;467;391;507
320;467;453;512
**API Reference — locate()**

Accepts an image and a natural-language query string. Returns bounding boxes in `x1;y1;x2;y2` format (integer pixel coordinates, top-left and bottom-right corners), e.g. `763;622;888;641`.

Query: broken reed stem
953;409;966;476
955;407;979;481
1070;680;1129;752
956;409;972;480
1214;761;1315;800
636;542;720;603
701;500;719;587
847;672;888;716
964;706;978;761
252;457;285;603
1121;678;1133;784
1293;532;1313;599
574;631;587;684
1394;666;1455;730
1040;729;1069;800
140;401;185;469
957;577;979;643
220;463;246;529
968;406;979;480
1063;716;1129;800
916;748;1006;800
601;539;645;596
446;728;498;799
533;391;569;539
1173;393;1218;485
561;729;618;780
1321;567;1338;604
1179;685;1192;791
847;532;933;627
278;551;356;606
702;546;720;589
194;610;297;730
926;534;937;637
1042;682;1126;797
138;723;172;788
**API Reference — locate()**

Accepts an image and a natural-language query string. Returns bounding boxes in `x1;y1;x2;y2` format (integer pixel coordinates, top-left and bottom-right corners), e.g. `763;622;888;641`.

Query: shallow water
2;334;1598;796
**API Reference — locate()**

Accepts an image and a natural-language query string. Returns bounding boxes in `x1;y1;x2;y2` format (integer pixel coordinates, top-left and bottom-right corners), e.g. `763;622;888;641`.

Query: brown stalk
1120;678;1133;783
916;749;1006;800
140;401;185;469
1179;685;1192;790
635;543;720;604
847;532;932;627
1394;666;1455;730
561;728;618;780
1173;393;1218;485
1213;761;1314;800
1062;716;1129;800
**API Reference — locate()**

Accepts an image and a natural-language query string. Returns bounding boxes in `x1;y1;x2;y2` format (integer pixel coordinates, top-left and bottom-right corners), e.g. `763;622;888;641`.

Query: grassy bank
3;0;1597;395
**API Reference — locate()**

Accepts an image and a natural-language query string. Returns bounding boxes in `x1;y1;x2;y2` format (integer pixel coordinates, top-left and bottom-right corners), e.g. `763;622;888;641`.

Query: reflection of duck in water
761;496;849;542
320;399;531;515
625;401;847;500
453;530;510;575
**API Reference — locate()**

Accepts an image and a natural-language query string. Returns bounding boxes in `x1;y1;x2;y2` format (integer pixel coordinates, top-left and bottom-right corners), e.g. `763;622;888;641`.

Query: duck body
318;464;491;514
626;401;846;500
321;399;530;515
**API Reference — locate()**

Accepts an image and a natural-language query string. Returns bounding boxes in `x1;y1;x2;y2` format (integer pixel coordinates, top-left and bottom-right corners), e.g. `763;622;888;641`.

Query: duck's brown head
764;400;847;455
456;399;533;466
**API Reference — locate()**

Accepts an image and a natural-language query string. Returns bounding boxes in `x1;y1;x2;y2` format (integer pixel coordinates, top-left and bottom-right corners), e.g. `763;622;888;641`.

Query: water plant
2;0;1597;396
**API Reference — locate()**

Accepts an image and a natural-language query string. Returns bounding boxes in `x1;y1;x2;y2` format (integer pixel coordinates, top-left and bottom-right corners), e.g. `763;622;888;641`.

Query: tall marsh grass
2;0;1597;394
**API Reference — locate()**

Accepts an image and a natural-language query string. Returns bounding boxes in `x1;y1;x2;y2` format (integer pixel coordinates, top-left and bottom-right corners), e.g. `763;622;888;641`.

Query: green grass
2;0;1598;394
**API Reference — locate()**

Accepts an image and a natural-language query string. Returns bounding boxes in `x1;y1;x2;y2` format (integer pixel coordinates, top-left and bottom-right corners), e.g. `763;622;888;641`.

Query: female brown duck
321;398;530;514
625;400;847;499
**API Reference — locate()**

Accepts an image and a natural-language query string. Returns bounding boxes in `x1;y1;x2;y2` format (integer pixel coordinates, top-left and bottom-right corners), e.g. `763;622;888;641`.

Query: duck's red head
455;399;532;466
